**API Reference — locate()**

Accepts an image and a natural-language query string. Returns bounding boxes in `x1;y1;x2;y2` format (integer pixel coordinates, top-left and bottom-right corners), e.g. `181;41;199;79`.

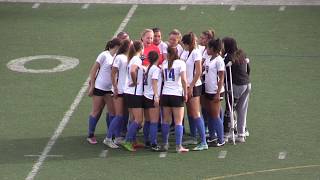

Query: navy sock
220;107;224;123
202;107;209;130
208;118;216;139
150;122;158;145
161;123;170;144
195;117;206;144
143;121;151;143
88;115;98;137
114;116;124;137
212;117;224;144
106;116;122;138
121;114;129;134
188;115;197;138
175;125;183;146
106;113;115;129
125;121;139;142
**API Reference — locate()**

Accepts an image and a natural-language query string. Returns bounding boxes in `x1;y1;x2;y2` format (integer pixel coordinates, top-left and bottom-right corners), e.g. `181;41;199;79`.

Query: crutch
225;61;236;145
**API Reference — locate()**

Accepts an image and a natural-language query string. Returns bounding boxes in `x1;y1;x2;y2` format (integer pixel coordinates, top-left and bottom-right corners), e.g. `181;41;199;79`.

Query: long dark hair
232;49;247;64
145;51;159;76
202;29;215;41
167;46;179;69
105;38;121;51
128;40;143;61
116;39;131;56
222;37;238;55
181;32;196;52
208;38;222;54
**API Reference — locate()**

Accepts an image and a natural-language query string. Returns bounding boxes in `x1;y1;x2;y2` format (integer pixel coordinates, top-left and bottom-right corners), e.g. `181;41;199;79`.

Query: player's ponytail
167;46;179;69
128;40;143;61
105;38;121;51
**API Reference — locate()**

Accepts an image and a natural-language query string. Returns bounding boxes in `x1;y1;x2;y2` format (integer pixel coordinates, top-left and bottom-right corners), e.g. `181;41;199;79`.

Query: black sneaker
145;141;151;149
151;144;161;152
211;141;225;147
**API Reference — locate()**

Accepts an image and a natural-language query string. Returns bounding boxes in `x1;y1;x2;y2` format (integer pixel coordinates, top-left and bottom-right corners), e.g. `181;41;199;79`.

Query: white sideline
229;4;236;11
218;150;227;159
24;4;138;180
81;3;90;9
32;2;40;8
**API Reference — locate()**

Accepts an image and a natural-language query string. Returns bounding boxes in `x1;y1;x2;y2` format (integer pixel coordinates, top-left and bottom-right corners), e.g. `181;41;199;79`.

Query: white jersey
124;56;144;96
95;51;114;91
180;48;202;87
162;60;186;96
204;55;225;94
176;44;184;57
112;54;127;94
143;65;162;100
198;45;210;60
157;41;168;56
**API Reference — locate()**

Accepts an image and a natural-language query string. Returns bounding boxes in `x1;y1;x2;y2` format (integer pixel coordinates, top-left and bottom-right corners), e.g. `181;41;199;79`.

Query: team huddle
86;28;251;153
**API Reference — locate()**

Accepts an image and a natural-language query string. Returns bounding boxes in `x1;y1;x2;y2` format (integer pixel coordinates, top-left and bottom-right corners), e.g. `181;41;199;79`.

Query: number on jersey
164;68;175;81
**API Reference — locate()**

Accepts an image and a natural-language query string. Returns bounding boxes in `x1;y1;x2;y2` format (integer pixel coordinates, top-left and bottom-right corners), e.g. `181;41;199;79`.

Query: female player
121;40;145;152
86;38;121;144
204;39;225;147
141;29;162;66
161;46;189;153
168;29;184;57
180;32;208;150
153;27;168;62
231;49;251;143
143;51;162;151
103;39;131;148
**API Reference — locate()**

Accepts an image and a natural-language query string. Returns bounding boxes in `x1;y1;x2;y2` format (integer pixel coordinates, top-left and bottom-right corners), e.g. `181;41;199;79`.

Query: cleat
114;137;124;145
103;138;119;149
176;145;189;153
87;137;98;145
192;143;209;151
211;141;226;147
121;141;136;152
207;137;218;143
236;136;246;143
133;141;145;149
161;143;169;151
151;144;162;152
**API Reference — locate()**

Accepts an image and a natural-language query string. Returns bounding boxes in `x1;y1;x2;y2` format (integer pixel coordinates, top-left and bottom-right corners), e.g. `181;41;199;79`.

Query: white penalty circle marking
7;55;79;73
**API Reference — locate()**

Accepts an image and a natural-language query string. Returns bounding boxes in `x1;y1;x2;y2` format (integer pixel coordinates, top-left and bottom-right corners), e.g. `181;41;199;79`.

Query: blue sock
195;117;206;144
106;116;122;138
150;122;158;145
202;107;209;130
175;125;183;146
114;116;124;137
208;118;216;139
143;121;151;143
106;113;115;129
122;114;129;134
212;117;224;144
125;121;139;142
188;115;197;138
88;115;98;137
161;123;170;144
220;107;224;123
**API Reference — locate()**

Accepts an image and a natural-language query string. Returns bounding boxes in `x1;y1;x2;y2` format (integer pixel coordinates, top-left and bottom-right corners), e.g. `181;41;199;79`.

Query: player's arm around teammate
204;39;226;147
160;46;189;153
86;38;121;144
181;32;208;150
103;39;131;148
143;51;162;151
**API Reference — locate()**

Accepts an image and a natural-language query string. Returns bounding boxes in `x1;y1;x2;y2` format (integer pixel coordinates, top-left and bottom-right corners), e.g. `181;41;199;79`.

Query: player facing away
180;32;208;150
204;39;226;147
143;51;162;151
160;46;189;153
86;38;121;144
121;41;145;152
103;39;131;148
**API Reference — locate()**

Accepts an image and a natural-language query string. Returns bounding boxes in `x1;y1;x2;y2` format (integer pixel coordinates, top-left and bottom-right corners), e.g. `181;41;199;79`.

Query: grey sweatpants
233;83;251;136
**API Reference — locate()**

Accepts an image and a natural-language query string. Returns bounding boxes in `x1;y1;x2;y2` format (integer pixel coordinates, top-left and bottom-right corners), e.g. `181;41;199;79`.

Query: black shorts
201;83;206;94
93;88;112;96
191;85;202;97
124;94;144;108
143;97;155;109
160;95;184;107
205;93;224;101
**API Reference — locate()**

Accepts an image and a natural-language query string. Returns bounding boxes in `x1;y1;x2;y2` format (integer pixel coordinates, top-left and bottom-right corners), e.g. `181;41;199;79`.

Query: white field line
179;5;187;10
24;4;138;180
279;5;286;11
218;150;227;159
24;155;63;157
32;3;40;8
99;150;108;158
81;3;90;9
159;152;167;158
278;151;287;160
229;5;236;11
